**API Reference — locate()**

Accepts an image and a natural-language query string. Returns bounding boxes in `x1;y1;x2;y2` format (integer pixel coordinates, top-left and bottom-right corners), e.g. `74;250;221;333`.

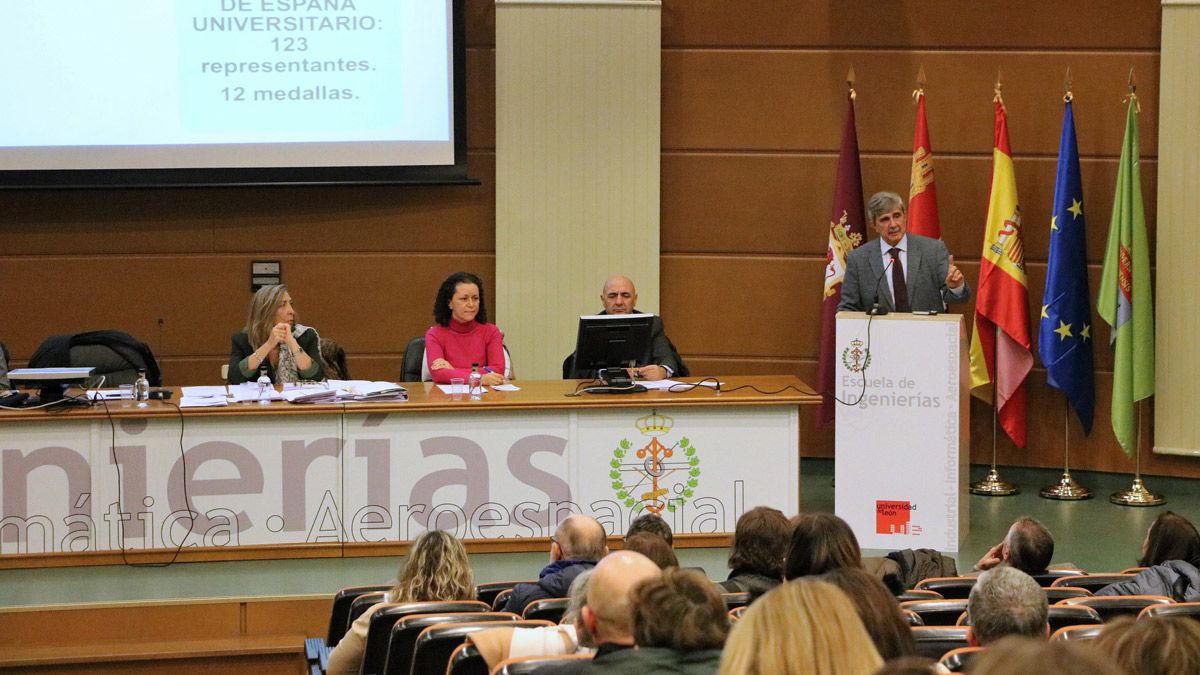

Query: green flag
1097;97;1154;456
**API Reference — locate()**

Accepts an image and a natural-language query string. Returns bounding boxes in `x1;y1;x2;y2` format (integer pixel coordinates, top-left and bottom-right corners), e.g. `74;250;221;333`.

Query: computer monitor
571;314;655;380
8;367;94;403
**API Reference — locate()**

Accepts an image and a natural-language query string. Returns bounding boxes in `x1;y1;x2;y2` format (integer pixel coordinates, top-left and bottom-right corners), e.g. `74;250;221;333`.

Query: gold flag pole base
1110;478;1165;507
970;468;1020;496
1040;472;1092;500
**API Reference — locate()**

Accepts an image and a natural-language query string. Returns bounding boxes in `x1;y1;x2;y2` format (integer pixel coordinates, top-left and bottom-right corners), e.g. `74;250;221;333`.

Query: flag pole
1111;399;1164;505
1040;394;1091;499
970;332;1019;495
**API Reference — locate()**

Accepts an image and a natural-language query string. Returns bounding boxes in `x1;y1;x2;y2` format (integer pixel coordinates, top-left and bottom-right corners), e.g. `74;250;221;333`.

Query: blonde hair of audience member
967;635;1127;675
633;568;729;651
244;284;293;348
822;567;916;660
390;529;474;602
718;579;883;675
1094;616;1200;675
582;551;661;647
624;532;679;569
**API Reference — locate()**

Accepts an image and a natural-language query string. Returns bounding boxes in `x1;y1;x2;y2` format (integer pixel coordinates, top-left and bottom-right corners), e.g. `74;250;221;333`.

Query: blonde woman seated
227;284;324;384
327;530;475;675
719;578;882;675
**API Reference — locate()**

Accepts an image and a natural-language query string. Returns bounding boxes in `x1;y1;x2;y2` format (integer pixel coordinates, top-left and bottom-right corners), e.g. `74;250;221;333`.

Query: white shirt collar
878;234;909;255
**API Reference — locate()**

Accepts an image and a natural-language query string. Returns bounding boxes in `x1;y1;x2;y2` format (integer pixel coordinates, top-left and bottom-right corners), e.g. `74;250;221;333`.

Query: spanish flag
969;97;1034;447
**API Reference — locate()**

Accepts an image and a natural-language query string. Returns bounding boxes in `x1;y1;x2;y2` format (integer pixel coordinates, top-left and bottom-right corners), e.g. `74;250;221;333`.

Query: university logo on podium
609;410;701;514
841;338;871;373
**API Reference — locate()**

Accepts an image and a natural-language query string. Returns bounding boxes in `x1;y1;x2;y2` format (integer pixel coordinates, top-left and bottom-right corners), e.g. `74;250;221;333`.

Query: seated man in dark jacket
504;515;609;615
563;276;688;381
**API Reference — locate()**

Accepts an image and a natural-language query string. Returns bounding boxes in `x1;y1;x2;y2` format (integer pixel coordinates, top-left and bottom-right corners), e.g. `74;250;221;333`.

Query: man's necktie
889;247;910;312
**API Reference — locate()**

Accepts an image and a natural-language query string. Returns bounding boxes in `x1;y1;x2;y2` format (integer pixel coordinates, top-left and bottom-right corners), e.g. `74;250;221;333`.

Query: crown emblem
636;410;674;436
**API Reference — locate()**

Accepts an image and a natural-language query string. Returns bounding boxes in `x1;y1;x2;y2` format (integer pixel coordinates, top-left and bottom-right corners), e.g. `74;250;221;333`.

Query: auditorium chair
446;642;490;675
728;606;747;622
1058;595;1174;621
721;592;751;611
914;577;976;599
406;619;553;675
475;581;535;608
1045;586;1092;603
29;329;161;387
939;646;985;672
910;626;970;659
1051;624;1106;642
1139;600;1200;621
326;585;393;647
898;589;944;602
492;588;516;611
1121;566;1147;574
492;653;594;673
346;591;390;632
902;609;924;626
379;612;520;675
359;601;490;675
1049;573;1136;593
900;599;970;626
1032;569;1087;587
522;598;569;623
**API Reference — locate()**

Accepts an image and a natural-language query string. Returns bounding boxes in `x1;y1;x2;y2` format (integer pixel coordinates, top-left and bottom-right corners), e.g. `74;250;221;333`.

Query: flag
1097;97;1154;456
816;91;866;427
969;97;1034;447
908;89;940;238
1038;98;1095;435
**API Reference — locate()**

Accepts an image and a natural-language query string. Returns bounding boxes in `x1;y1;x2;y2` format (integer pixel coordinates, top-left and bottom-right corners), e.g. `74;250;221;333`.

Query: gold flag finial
847;66;856;100
1124;67;1139;112
1063;66;1073;102
993;69;1004;104
913;66;927;101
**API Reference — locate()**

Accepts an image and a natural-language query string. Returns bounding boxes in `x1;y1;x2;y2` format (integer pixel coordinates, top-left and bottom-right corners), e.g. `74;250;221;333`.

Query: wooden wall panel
662;0;1161;50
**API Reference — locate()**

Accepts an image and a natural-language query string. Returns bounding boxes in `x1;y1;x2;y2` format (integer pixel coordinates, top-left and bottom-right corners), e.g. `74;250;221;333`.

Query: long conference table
0;376;817;568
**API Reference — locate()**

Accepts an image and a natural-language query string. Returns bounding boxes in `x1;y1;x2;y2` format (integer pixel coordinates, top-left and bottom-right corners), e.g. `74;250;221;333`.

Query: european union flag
1039;99;1095;434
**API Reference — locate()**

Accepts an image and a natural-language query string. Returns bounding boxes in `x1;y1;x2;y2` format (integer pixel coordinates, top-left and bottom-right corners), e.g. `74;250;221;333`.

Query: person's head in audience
552;514;609;562
625;513;673;546
968;636;1127;675
433;271;491;327
582;550;661;647
632;567;729;652
974;516;1056;575
872;656;939;675
1094;615;1200;675
390;529;474;603
783;512;862;580
244;284;298;347
600;275;639;315
624;532;679;569
319;337;350;380
563;569;596;649
1140;510;1200;567
966;566;1048;646
728;506;791;580
719;578;883;675
822;567;916;661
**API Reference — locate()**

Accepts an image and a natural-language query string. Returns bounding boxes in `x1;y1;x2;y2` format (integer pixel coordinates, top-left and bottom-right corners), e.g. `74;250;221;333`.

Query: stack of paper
228;383;284;403
329;380;408;401
179;385;231;408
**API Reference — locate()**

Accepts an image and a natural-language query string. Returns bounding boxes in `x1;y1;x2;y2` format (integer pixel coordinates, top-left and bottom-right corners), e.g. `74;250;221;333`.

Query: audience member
971;517;1068;576
783;512;862;580
719;578;883;675
327;529;474;675
626;513;674;546
1094;615;1200;675
718;506;790;601
624;532;679;569
504;515;608;614
965;566;1048;646
1096;511;1200;600
470;570;593;669
967;635;1127;675
823;567;917;661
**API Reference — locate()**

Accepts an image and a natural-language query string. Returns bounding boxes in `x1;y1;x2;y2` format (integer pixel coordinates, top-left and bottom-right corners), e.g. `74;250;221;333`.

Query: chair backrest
939;646;985;672
409;619;552;675
910;626;970;659
900;599;971;626
327;585;393;647
1045;586;1092;602
1047;605;1103;631
447;642;490;675
1121;566;1148;575
347;591;389;632
360;601;490;675
914;577;977;599
475;581;534;608
522;598;569;623
1032;569;1087;587
1058;595;1174;621
401;336;426;382
1050;573;1135;593
1139;600;1200;621
902;609;925;626
728;606;747;622
30;330;161;387
721;592;752;611
1050;624;1106;642
493;653;594;674
898;589;944;602
493;588;516;611
381;612;520;675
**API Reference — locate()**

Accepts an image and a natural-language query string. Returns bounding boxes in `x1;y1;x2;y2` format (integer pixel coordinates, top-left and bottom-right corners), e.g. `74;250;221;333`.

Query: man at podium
838;191;970;313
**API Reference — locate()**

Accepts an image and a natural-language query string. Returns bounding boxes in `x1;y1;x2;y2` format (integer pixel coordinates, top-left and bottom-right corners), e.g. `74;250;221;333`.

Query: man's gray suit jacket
837;234;971;313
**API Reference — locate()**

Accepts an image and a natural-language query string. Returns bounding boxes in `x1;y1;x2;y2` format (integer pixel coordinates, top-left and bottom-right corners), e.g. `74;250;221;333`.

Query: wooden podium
834;313;969;552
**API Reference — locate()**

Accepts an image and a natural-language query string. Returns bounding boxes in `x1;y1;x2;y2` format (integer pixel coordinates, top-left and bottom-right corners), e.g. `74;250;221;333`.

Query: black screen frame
571;314;656;374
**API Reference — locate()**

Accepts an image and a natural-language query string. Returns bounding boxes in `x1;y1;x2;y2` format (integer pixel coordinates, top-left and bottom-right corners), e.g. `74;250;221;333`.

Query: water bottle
257;366;272;405
468;363;482;400
133;368;150;408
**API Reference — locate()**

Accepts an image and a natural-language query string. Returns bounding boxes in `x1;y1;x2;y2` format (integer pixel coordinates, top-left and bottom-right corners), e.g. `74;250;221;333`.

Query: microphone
867;255;895;316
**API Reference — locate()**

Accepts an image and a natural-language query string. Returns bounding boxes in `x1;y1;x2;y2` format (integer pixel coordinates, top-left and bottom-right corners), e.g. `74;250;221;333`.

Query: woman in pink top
425;271;507;385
